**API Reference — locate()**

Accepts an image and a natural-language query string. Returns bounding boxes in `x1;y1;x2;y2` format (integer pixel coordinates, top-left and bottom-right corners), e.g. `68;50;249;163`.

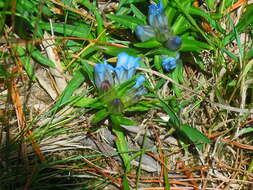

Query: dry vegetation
0;0;253;189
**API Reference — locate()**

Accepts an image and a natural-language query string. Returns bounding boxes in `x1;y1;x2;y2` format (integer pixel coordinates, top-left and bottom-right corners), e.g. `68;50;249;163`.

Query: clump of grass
0;0;253;189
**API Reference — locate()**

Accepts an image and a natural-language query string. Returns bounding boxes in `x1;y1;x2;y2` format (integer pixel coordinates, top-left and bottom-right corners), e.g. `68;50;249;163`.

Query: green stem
110;114;131;190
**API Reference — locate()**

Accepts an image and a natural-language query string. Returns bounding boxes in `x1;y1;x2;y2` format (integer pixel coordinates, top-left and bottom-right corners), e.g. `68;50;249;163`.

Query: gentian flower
135;24;156;42
133;75;146;89
125;75;147;103
94;52;147;112
135;1;182;48
148;1;168;29
134;0;182;72
115;52;140;84
94;52;146;95
161;53;180;71
135;1;171;43
94;61;114;92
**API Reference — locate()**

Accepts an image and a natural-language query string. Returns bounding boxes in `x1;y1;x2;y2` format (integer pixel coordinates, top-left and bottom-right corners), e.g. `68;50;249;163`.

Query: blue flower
94;61;114;91
134;24;156;42
135;0;182;49
133;75;146;89
148;1;168;29
131;75;147;101
94;52;147;108
115;52;140;84
165;36;182;51
94;52;145;92
162;53;180;71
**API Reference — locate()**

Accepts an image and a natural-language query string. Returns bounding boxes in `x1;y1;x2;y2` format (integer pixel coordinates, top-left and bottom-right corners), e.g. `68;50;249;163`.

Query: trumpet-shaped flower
94;52;145;94
135;1;182;49
94;61;114;91
134;24;156;42
161;53;180;71
115;52;140;84
148;1;168;29
94;52;147;110
134;0;182;72
133;75;146;89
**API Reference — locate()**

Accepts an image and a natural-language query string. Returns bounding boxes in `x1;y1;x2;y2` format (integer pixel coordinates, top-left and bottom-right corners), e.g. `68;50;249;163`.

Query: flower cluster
135;1;181;71
94;52;146;108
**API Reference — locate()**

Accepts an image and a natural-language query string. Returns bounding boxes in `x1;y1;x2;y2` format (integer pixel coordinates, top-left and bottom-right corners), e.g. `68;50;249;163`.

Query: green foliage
159;99;210;151
178;124;211;151
106;14;144;30
0;0;252;189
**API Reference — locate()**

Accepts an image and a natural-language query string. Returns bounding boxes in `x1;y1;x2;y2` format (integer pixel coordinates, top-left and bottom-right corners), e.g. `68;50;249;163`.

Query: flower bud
161;53;180;71
108;98;124;114
165;36;182;51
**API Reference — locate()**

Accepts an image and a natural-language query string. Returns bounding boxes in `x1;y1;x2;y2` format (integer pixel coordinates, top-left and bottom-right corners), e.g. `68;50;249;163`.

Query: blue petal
149;12;168;29
133;75;146;89
149;1;164;16
94;63;106;89
135;24;156;42
136;88;147;96
94;62;114;90
165;36;182;51
158;1;163;10
129;88;147;103
116;52;129;68
115;66;128;84
148;1;168;29
115;52;140;83
161;54;180;71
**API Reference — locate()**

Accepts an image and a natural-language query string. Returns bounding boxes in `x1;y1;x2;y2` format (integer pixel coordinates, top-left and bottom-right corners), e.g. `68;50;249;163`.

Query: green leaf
237;127;253;137
106;14;144;30
154;55;163;73
189;6;225;33
125;105;150;112
170;60;183;97
112;115;136;126
159;99;180;128
246;47;253;60
130;4;146;23
228;15;244;60
91;109;109;124
80;59;94;82
181;38;212;51
119;0;146;7
146;47;178;56
179;124;211;151
223;4;253;45
134;38;161;48
228;80;236;87
110;114;131;167
39;22;93;38
31;50;55;67
73;97;97;107
15;46;35;80
206;0;215;10
104;46;140;57
236;4;253;32
80;0;105;41
172;15;193;35
122;175;131;190
52;69;86;111
173;0;213;46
